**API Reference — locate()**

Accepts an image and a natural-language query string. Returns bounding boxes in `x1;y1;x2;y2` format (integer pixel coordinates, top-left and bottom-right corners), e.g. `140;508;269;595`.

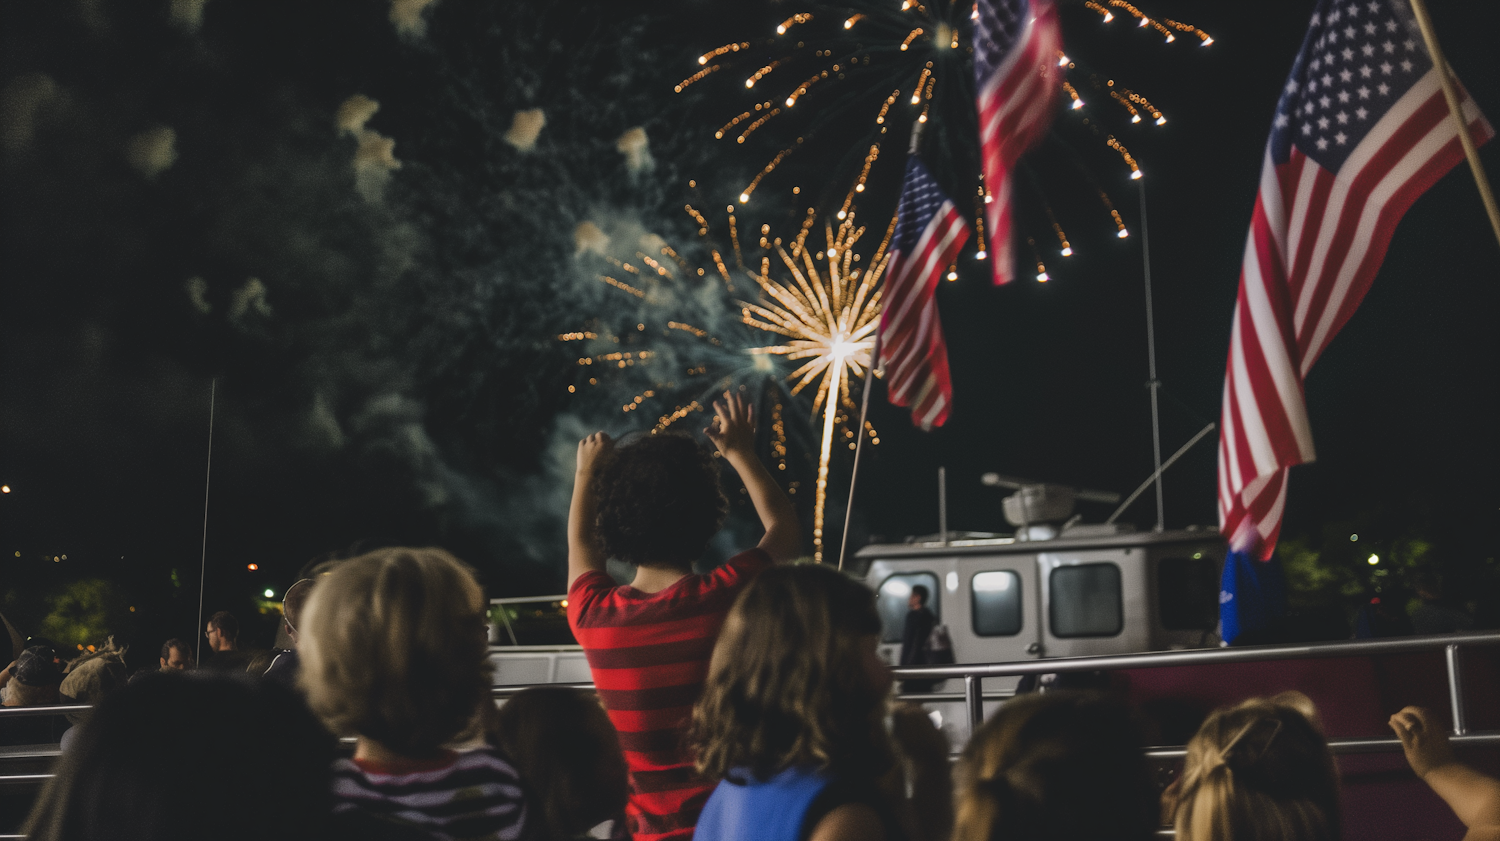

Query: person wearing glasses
203;611;250;673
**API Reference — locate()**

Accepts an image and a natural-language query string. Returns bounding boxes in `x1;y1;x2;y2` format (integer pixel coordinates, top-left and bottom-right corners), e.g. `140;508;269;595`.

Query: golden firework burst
741;209;894;562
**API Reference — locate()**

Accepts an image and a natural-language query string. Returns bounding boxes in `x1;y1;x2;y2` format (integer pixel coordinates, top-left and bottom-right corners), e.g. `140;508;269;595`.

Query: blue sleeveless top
694;767;833;841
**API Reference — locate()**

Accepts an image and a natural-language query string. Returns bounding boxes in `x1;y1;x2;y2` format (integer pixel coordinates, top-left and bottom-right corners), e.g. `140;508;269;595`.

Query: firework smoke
125;126;177;179
504;109;546;152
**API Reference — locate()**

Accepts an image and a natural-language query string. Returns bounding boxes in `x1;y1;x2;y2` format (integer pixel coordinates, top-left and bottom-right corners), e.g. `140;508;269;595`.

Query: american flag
1218;0;1492;561
974;0;1061;285
879;156;970;430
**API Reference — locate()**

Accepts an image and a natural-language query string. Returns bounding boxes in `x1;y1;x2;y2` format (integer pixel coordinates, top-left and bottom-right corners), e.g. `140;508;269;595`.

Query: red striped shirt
567;549;771;841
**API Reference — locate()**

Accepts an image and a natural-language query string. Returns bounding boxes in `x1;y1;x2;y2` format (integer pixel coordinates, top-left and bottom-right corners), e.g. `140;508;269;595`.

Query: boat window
490;599;577;646
971;571;1023;636
1049;563;1123;638
1158;556;1220;631
876;573;940;643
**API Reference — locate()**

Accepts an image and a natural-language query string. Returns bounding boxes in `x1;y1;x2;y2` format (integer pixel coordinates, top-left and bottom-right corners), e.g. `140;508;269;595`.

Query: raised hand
703;391;755;459
1390;706;1456;779
576;432;614;479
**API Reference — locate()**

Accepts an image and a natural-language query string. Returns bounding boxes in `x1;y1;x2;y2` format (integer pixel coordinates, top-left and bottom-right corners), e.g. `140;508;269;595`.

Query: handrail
889;631;1500;750
0;705;91;720
889;630;1500;680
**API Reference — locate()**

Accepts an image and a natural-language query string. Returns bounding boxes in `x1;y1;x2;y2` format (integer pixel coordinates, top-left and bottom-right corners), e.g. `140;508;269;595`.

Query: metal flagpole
837;332;881;571
1407;0;1500;251
1138;180;1166;532
194;379;217;667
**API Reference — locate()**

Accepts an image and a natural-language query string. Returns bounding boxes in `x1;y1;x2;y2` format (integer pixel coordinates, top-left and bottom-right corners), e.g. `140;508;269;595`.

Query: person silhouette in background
900;585;937;694
264;579;315;687
203;611;250;673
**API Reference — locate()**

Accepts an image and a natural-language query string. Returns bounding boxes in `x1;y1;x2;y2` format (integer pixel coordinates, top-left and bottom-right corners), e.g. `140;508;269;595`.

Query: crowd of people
2;392;1498;841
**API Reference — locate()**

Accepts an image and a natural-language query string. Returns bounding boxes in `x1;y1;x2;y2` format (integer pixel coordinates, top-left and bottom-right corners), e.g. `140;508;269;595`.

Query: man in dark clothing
203;611;251;673
899;585;938;694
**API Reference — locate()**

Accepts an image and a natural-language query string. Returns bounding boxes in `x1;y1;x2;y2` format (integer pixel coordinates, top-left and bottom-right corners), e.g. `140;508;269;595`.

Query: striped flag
878;156;970;430
1218;0;1492;563
974;0;1062;285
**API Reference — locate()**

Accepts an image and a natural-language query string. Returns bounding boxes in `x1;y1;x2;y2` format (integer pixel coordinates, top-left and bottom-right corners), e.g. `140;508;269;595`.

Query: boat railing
1;630;1497;837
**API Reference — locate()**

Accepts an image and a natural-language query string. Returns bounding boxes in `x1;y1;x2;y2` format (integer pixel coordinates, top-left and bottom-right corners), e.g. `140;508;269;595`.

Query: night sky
2;0;1496;661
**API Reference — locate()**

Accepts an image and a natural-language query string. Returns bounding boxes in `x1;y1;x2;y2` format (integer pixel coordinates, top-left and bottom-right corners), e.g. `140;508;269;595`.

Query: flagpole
1138;179;1166;533
1408;0;1500;251
194;378;217;668
837;331;881;571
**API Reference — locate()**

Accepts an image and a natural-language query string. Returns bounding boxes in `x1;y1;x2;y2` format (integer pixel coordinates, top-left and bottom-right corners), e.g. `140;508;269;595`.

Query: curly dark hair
690;564;891;782
594;432;728;569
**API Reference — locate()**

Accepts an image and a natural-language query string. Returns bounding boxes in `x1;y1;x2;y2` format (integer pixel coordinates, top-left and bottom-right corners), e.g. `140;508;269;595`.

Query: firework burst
679;0;1215;281
562;199;890;561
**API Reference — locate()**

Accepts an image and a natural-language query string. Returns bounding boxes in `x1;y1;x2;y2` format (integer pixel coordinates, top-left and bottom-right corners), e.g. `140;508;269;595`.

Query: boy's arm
567;432;614;590
1391;707;1500;836
705;393;802;563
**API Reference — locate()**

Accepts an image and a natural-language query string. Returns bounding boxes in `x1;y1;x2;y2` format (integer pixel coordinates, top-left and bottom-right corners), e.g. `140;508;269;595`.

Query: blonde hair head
298;547;490;755
1172;692;1339;841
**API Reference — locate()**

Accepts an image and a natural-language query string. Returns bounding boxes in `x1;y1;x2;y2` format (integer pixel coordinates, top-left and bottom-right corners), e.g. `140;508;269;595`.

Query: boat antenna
194;379;217;667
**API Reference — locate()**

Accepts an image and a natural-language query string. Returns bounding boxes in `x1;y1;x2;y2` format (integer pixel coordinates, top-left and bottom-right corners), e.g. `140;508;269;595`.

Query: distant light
827;248;838;257
1117;229;1130;238
1061;246;1073;256
1036;271;1049;282
777;24;786;34
1057;55;1071;67
1192;552;1203;559
1367;554;1380;566
1131;114;1142;123
844;17;856;28
983;194;994;204
1202;37;1214;46
1103;11;1114;21
1350;533;1359;542
0;485;9;493
1130;169;1143;180
1165;34;1175;43
946;269;958;281
1155;116;1167;126
247;563;258;571
854;183;865;192
837;209;847;218
263;588;275;598
917;113;928;123
974;250;987;260
971;5;978;20
698;56;708;65
739;193;749;203
785;97;795;106
129;606;136;612
560;599;569;608
1071;99;1084;110
745;79;755;88
1139;16;1150;27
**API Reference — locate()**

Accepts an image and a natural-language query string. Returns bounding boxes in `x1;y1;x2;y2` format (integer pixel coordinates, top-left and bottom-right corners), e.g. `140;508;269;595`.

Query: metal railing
890;630;1500;756
1;633;1496;781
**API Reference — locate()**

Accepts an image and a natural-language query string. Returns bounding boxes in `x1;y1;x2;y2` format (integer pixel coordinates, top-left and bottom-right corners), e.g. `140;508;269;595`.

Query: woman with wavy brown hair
1169;691;1340;841
689;564;950;841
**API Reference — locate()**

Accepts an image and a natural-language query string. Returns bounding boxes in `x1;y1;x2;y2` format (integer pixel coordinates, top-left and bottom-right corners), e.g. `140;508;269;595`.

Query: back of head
4;645;63;707
594;432;727;569
281;579;316;633
692;564;888;781
1172;692;1339;841
298;546;489;755
23;671;334;841
494;687;628;840
953;691;1155;841
208;611;238;643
